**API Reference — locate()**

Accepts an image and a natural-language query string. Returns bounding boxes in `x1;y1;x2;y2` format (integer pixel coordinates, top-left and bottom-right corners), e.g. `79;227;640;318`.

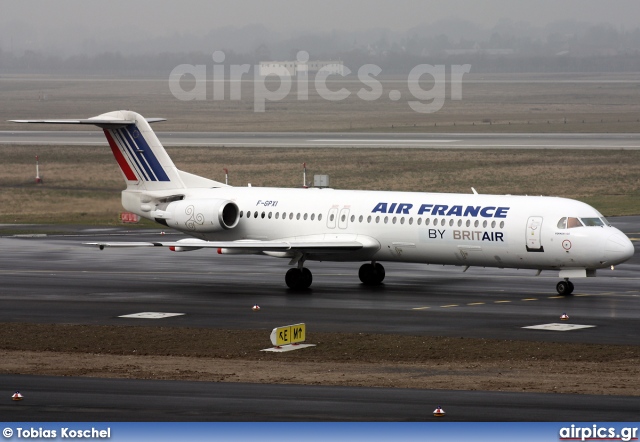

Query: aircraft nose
605;233;635;264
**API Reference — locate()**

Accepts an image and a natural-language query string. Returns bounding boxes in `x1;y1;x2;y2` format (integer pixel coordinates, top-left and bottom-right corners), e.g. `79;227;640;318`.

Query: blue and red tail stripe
104;129;137;181
103;124;170;182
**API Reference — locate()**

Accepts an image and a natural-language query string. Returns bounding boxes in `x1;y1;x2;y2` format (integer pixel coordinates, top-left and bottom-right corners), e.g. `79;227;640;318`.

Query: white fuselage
127;186;633;271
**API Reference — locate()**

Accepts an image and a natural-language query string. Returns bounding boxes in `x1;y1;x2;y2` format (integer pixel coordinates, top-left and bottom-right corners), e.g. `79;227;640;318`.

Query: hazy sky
3;0;640;34
2;0;640;57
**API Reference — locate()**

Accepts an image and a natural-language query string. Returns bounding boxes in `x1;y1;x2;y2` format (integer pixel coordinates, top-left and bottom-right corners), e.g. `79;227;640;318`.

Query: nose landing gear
556;279;575;295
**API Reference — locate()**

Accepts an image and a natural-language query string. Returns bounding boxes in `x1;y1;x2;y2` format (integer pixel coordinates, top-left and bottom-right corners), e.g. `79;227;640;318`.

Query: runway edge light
12;391;23;401
433;406;445;417
560;313;569;321
252;304;260;311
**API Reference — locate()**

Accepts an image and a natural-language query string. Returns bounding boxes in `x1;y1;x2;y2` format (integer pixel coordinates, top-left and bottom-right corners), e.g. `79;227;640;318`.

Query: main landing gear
556;279;575;295
285;267;312;290
358;262;385;286
285;261;387;290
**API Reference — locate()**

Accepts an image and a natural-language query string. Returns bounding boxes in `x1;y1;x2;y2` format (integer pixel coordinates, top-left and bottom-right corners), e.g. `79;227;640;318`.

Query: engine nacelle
164;198;239;233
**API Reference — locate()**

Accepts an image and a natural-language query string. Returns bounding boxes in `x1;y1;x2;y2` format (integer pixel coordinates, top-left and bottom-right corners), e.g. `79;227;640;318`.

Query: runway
0;217;638;420
0;218;638;345
2;374;638;422
1;131;639;149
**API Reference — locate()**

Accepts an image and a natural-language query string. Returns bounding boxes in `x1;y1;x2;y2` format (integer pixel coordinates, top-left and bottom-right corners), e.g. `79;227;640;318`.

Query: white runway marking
118;312;185;319
522;323;596;331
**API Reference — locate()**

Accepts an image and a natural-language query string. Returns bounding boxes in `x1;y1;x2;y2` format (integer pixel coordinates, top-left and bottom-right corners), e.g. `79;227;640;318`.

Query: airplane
11;110;635;294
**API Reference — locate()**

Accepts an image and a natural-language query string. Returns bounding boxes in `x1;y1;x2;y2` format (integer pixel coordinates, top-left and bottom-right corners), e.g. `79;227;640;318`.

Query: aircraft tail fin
11;110;226;191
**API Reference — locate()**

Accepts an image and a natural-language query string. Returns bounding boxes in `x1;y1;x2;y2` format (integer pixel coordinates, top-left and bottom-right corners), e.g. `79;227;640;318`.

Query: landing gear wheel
285;268;312;290
556;280;574;295
373;263;385;284
359;263;385;285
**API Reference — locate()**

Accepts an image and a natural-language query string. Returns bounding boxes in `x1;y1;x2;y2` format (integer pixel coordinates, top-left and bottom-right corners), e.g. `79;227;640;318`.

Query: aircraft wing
85;239;366;253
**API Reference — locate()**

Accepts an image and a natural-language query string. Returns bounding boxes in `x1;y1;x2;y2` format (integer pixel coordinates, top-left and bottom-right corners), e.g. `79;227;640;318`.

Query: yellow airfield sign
270;323;306;346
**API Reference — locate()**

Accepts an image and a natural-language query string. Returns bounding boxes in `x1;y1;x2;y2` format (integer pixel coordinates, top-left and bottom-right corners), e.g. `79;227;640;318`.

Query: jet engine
162;198;239;233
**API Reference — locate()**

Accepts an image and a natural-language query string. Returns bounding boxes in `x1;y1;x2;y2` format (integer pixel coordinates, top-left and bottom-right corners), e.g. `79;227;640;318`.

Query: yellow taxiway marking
494;300;511;303
440;304;459;308
574;294;591;297
521;298;538;301
412;306;431;310
467;302;485;306
548;295;564;299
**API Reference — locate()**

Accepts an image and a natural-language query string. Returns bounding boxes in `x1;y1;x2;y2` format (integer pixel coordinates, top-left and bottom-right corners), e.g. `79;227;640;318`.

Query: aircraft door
526;216;544;252
338;208;350;229
327;207;338;229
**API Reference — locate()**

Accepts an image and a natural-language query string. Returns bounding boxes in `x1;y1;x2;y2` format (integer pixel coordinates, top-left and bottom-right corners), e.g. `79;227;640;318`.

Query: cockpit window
557;217;584;229
581;217;604;227
600;217;611;226
567;217;583;228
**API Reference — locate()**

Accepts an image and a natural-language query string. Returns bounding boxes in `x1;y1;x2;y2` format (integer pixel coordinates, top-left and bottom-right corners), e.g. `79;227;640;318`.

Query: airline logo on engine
372;203;510;218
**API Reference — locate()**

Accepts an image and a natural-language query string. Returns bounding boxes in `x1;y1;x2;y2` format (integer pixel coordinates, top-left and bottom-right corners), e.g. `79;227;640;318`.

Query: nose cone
605;233;635;264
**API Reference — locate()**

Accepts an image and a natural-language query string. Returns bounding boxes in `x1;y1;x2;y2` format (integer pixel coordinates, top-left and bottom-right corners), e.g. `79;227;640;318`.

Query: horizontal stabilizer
10;118;165;126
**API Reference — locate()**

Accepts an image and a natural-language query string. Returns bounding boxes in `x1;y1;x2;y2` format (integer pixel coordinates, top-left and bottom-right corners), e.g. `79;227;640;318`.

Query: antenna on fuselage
471;187;478;195
223;168;229;185
302;162;308;188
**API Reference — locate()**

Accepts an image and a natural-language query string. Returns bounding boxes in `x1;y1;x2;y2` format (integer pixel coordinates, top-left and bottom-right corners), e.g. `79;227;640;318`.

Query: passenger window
466;220;470;227
311;213;315;221
254;211;259;218
433;219;438;226
417;218;422;225
341;214;346;222
330;214;335;221
392;217;397;224
351;215;355;222
567;217;582;228
268;212;272;219
304;213;308;220
409;217;413;225
458;219;462;227
424;218;430;226
491;221;496;228
449;219;454;227
474;220;479;228
318;214;322;221
384;216;388;224
359;215;363;223
261;212;265;219
275;212;279;219
500;221;504;229
376;216;380;223
557;217;567;229
482;220;487;228
289;213;294;220
400;217;405;225
367;216;372;223
240;211;244;218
